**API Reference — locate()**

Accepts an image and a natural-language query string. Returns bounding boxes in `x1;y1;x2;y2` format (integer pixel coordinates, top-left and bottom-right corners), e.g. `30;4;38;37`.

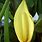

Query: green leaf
0;3;3;11
26;0;34;8
35;14;42;33
14;0;22;11
9;11;13;20
0;0;10;20
4;4;10;42
37;0;42;14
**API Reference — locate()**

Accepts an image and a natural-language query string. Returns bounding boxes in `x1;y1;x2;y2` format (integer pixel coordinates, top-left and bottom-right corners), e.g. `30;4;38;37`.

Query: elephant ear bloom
14;0;34;42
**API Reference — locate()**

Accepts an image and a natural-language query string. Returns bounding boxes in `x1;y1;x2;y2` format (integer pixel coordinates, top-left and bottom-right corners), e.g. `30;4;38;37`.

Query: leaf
26;0;34;8
37;0;42;14
0;3;3;11
0;0;10;20
9;11;13;20
14;0;22;12
4;4;10;42
35;14;42;33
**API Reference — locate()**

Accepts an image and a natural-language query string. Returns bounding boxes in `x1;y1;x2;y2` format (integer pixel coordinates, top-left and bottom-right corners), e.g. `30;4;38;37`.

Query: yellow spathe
14;0;34;42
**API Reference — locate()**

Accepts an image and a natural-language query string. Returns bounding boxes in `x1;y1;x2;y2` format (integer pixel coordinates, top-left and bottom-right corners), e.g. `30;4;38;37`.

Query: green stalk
4;4;10;42
0;0;10;20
